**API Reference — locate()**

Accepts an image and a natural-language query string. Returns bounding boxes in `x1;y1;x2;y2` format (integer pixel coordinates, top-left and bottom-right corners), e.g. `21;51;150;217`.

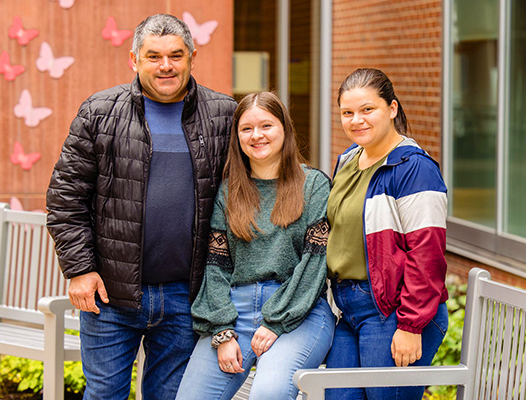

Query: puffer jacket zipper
199;133;216;189
137;101;153;307
181;102;201;300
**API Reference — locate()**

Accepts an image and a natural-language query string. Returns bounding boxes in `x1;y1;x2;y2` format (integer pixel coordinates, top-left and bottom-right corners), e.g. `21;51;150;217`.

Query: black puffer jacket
46;75;237;308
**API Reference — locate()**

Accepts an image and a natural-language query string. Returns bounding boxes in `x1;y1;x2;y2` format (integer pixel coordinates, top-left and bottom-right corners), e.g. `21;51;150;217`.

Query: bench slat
4;209;47;225
0;323;80;350
0;322;80;360
0;305;80;330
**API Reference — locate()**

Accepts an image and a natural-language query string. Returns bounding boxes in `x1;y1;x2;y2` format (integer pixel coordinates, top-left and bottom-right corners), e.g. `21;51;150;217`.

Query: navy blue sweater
142;97;195;284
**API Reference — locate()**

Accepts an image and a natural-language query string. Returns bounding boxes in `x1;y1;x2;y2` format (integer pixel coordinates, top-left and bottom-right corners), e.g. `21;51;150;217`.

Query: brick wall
446;252;526;290
332;0;443;166
0;0;233;211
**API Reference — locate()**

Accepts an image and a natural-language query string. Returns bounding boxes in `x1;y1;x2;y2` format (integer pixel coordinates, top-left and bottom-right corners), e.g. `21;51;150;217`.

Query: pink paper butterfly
10;196;25;211
36;42;75;79
50;0;76;9
8;16;39;46
0;52;25;81
10;196;45;214
9;196;45;230
182;12;218;46
14;90;53;128
102;17;133;47
11;142;41;171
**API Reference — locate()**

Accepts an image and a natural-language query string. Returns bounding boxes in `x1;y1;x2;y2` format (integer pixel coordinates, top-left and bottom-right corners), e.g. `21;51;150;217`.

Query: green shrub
0;355;139;399
425;275;467;399
0;356;85;394
0;329;138;399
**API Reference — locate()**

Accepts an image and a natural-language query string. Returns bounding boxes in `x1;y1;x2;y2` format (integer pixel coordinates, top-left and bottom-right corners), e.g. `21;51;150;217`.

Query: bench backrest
463;268;526;399
0;203;76;327
294;268;526;399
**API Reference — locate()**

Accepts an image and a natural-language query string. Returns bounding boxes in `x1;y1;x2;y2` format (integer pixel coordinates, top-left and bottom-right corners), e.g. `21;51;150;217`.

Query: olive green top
327;150;387;280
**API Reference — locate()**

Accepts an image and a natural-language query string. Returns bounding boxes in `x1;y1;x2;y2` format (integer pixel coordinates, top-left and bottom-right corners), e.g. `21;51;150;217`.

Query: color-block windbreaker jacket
333;137;448;334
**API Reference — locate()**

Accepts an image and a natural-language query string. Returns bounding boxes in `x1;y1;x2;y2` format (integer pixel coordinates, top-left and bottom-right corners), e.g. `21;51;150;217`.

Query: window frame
442;0;526;277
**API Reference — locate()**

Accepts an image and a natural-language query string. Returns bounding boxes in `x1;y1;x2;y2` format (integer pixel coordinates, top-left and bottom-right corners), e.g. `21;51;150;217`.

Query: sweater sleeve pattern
207;230;233;271
303;218;329;255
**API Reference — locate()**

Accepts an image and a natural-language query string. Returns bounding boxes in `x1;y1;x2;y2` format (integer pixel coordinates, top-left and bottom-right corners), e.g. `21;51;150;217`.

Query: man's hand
391;329;422;367
68;272;109;314
217;338;244;373
251;326;278;357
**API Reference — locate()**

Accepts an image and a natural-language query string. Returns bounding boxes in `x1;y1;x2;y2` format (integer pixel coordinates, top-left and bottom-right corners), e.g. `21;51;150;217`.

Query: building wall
332;0;442;165
447;253;526;290
0;0;233;211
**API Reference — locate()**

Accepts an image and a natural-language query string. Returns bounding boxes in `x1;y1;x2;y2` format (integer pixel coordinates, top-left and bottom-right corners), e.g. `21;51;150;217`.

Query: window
506;0;526;239
444;0;526;270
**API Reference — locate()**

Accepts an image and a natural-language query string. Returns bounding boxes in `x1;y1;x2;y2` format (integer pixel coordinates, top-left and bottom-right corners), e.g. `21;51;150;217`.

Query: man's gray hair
132;14;194;59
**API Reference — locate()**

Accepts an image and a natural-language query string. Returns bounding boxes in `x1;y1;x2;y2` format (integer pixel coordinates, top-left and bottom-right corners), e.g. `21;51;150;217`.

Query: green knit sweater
191;166;330;337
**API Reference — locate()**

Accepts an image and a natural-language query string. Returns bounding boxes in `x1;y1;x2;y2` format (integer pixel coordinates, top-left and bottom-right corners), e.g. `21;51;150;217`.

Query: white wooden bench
0;202;81;400
0;202;255;400
294;267;526;399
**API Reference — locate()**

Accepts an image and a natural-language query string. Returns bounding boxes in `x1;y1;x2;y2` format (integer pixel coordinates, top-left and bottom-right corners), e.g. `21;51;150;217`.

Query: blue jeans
175;281;335;400
325;280;448;400
80;281;198;400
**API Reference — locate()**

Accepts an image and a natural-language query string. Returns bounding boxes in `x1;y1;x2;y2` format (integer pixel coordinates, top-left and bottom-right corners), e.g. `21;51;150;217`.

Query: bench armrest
38;296;75;315
293;365;470;399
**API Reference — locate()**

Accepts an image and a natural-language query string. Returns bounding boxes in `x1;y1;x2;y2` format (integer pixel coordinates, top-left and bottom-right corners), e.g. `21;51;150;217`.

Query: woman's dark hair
223;92;305;241
337;68;411;135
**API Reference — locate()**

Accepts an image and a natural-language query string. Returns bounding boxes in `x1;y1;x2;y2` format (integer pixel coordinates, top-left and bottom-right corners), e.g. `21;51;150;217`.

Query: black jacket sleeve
46;99;98;279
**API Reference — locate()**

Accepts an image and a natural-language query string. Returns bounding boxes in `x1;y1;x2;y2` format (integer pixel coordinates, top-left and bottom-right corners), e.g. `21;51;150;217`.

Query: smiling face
237;105;285;177
130;34;196;103
339;86;399;152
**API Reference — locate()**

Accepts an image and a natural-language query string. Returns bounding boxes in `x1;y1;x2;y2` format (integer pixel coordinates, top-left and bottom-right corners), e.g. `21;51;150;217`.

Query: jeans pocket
430;303;449;336
356;281;371;295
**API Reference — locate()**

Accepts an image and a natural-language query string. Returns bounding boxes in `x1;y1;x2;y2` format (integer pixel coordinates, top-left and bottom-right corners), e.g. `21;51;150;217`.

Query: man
46;14;237;400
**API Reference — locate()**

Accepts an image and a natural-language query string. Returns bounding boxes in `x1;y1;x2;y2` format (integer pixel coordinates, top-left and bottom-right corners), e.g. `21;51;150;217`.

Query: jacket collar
333;136;436;177
182;75;198;118
130;75;143;108
130;74;198;116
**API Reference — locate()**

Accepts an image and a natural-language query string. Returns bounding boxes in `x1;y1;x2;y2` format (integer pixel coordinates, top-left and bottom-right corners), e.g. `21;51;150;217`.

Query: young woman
175;92;335;400
325;68;449;400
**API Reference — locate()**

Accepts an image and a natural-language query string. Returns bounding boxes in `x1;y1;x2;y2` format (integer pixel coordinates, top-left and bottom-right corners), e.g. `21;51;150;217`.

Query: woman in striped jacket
325;68;449;400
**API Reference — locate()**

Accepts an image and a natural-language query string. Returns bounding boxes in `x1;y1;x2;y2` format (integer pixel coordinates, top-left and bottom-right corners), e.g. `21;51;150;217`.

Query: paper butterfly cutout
50;0;76;9
182;12;218;46
102;17;133;47
10;196;25;211
10;196;45;213
36;42;75;79
9;196;45;230
8;16;39;46
11;142;41;171
14;90;53;128
0;52;25;81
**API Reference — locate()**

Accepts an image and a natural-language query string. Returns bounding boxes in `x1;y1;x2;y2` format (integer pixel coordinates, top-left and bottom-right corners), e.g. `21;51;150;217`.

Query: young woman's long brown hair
224;92;305;241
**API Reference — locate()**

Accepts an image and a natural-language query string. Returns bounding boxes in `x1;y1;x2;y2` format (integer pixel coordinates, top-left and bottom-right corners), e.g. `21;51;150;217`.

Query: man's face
130;35;196;103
